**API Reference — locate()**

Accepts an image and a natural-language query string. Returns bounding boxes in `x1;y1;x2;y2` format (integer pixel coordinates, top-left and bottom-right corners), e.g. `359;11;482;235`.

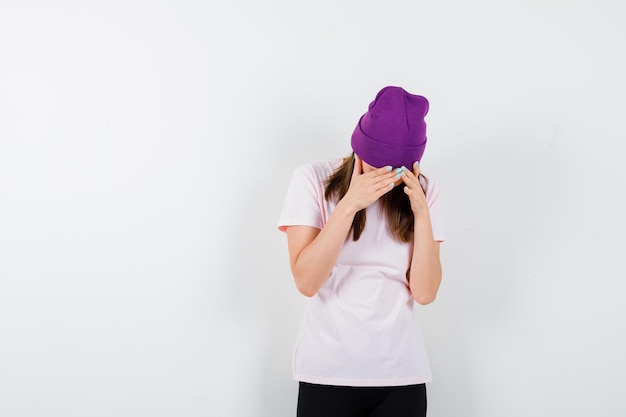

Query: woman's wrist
413;208;432;228
411;200;429;216
335;199;360;218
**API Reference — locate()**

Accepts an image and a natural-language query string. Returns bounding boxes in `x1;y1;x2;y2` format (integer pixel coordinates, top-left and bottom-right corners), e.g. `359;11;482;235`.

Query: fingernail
414;161;419;167
395;173;402;179
401;166;407;171
385;166;392;171
389;182;395;188
394;168;403;174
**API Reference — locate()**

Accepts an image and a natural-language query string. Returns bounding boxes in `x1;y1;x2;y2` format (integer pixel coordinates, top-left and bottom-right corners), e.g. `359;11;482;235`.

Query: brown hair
324;152;427;242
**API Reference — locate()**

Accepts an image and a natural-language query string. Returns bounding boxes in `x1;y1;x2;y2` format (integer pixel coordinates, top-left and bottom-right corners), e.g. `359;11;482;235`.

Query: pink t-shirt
278;158;445;387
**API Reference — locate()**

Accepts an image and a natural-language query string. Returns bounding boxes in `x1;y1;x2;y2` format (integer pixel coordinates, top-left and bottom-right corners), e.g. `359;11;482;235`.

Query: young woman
278;86;445;417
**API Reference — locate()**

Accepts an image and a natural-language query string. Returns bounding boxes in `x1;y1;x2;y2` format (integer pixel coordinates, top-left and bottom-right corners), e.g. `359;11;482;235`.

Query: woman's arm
285;202;356;297
402;162;442;305
285;155;398;297
408;214;442;305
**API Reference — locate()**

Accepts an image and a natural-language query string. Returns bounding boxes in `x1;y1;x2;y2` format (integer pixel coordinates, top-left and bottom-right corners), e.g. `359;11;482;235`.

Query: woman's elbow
296;284;318;297
410;280;440;305
414;292;437;305
290;263;325;297
294;275;319;297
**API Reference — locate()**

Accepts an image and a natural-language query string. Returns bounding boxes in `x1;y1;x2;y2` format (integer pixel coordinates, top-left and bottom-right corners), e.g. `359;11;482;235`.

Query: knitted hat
351;86;429;169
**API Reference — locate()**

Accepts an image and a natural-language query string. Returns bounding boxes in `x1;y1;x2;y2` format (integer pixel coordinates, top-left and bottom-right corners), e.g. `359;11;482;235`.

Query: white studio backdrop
1;1;625;416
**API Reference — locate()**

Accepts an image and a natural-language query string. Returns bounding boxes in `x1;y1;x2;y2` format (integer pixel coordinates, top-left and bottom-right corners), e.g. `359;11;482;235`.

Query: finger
413;161;421;176
403;182;420;197
403;185;419;201
400;175;415;188
412;161;427;193
400;166;418;185
352;154;363;178
375;179;397;198
399;162;419;179
373;171;400;189
373;172;397;190
365;164;394;180
401;166;416;180
400;167;425;196
364;168;396;192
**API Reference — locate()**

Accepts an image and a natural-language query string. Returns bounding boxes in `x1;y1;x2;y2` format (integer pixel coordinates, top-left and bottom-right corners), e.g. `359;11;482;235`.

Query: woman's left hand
401;162;428;214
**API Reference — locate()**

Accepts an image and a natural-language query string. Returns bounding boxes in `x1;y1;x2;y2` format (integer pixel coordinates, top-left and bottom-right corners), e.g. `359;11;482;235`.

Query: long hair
324;153;428;242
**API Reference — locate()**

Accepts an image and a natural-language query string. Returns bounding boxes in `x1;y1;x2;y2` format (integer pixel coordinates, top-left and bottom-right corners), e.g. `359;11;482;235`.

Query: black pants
297;382;427;417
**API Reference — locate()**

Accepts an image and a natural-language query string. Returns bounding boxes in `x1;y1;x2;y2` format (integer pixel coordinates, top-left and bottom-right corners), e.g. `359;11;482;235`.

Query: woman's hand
402;161;428;214
402;161;442;305
340;155;398;213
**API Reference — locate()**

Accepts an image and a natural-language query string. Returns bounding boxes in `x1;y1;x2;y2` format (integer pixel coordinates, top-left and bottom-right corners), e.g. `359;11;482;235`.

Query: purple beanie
351;86;429;169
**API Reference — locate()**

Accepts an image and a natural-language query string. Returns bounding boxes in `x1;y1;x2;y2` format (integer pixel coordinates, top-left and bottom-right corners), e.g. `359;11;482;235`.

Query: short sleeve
424;178;445;242
277;165;324;232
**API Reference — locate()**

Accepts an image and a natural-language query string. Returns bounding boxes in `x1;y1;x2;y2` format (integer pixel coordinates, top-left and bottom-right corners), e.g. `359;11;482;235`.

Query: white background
1;1;625;416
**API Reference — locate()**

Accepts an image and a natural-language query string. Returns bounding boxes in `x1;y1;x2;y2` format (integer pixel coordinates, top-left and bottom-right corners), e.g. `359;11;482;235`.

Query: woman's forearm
289;201;357;297
408;211;442;305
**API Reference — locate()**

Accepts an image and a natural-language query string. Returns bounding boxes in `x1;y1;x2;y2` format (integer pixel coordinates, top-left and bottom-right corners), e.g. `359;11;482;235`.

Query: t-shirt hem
294;373;432;387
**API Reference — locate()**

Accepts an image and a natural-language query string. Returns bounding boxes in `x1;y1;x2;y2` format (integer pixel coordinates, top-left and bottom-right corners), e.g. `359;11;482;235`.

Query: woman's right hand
287;155;398;297
340;154;398;213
